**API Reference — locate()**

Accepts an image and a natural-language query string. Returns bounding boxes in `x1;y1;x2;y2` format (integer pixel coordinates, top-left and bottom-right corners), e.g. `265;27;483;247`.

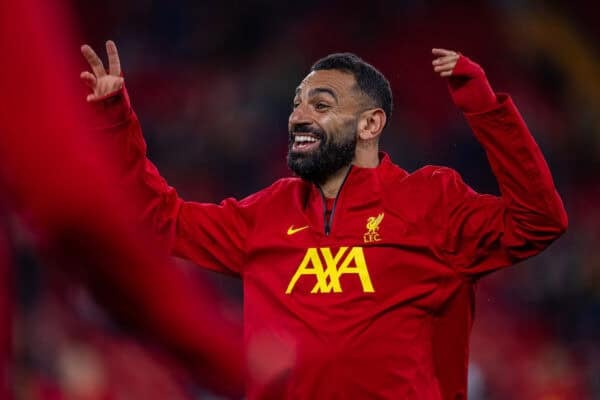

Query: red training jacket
95;88;567;399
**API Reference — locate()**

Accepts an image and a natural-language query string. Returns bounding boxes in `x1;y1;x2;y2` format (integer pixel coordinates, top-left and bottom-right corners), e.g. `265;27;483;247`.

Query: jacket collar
300;152;407;234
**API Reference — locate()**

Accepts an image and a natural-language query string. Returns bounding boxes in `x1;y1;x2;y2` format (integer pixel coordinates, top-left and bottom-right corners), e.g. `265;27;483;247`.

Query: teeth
295;135;318;144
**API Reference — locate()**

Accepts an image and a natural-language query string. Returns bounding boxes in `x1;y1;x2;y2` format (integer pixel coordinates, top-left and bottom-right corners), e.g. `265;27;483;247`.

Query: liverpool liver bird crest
364;213;384;243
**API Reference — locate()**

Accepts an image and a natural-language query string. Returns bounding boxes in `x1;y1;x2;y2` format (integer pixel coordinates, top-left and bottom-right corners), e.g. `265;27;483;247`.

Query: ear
357;108;386;141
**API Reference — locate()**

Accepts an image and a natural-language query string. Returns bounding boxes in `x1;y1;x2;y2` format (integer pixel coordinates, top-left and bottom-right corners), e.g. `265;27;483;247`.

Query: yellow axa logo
285;247;374;294
363;213;384;243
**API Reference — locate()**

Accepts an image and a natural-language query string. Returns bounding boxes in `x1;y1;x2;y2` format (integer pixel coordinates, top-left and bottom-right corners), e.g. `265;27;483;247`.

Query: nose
288;102;312;128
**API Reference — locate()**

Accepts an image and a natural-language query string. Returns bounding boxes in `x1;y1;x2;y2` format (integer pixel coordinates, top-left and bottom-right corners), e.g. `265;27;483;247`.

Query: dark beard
286;125;357;184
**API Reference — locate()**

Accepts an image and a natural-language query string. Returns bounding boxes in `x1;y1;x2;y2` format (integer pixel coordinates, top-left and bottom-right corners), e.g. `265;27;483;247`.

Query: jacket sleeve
429;94;567;278
91;86;257;276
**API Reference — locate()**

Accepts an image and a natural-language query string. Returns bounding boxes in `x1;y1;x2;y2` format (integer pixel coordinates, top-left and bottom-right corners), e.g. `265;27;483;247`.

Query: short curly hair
311;53;392;126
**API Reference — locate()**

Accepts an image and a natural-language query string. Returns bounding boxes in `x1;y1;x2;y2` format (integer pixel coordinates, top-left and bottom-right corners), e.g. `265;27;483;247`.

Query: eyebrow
294;86;338;103
310;87;338;102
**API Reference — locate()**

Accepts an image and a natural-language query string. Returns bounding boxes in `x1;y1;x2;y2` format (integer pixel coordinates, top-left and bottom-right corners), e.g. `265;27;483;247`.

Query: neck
317;142;380;198
353;139;380;168
319;164;351;198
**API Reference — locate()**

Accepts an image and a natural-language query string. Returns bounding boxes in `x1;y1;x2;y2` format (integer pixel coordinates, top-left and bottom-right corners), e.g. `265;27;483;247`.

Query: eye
315;102;330;111
292;101;300;110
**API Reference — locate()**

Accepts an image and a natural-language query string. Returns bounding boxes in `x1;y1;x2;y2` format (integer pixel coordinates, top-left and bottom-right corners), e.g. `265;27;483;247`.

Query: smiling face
287;69;366;184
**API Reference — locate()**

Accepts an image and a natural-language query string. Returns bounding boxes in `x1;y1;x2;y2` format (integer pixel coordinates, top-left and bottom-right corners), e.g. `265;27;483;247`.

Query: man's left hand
432;48;460;77
432;48;497;113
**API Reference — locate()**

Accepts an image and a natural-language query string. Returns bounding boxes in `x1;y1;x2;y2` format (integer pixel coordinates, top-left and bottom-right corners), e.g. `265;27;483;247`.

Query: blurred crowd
5;0;599;398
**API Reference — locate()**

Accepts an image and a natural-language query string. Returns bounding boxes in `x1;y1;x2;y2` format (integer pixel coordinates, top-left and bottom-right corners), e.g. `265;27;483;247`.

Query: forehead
295;69;357;98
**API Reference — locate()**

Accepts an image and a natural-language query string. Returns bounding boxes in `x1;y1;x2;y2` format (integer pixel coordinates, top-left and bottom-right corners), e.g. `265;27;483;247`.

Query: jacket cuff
89;85;133;130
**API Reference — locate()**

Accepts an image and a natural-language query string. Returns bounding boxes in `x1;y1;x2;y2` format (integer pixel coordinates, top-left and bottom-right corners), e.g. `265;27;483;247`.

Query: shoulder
411;165;465;188
383;164;473;219
251;177;304;197
237;177;304;207
378;154;462;188
381;162;465;191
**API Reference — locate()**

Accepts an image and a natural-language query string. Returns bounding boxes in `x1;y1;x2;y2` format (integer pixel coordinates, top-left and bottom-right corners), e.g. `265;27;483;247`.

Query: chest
243;195;455;317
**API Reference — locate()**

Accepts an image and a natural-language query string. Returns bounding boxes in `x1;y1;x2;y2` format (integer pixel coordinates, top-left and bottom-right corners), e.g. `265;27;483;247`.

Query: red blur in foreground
0;221;11;400
0;0;243;397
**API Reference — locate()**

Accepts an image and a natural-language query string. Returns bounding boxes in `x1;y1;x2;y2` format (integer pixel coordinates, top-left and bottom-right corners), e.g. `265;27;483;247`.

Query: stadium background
5;0;599;398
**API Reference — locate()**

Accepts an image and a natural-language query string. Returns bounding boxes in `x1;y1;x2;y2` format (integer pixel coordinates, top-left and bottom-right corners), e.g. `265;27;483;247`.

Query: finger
80;71;97;89
81;44;106;78
432;54;459;66
96;76;124;97
433;63;457;72
105;78;122;94
432;48;457;57
440;70;453;77
106;40;122;76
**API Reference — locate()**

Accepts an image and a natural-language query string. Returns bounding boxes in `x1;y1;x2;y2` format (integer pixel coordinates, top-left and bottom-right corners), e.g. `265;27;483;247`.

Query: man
80;41;567;399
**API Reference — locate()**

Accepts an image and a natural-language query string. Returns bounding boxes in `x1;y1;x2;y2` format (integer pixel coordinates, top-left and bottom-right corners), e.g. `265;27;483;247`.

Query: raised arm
80;41;256;276
426;48;568;277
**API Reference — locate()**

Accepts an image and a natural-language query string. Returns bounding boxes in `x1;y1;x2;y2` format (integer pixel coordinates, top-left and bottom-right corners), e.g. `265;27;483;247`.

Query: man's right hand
80;40;124;102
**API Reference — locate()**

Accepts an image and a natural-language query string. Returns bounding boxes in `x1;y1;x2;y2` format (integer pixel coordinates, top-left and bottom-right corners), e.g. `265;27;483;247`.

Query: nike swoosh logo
287;225;309;235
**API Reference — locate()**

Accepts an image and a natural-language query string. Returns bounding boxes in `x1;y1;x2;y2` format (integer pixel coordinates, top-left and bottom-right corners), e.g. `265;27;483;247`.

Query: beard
287;122;357;184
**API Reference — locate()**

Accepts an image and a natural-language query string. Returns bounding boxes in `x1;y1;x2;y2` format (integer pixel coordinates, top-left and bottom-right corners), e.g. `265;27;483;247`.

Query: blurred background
4;0;599;398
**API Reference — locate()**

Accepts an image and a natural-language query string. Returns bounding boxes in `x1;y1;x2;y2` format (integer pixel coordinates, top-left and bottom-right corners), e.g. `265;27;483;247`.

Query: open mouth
291;133;321;152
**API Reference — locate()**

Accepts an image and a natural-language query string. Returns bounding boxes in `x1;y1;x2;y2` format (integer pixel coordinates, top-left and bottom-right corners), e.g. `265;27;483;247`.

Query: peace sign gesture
80;40;124;101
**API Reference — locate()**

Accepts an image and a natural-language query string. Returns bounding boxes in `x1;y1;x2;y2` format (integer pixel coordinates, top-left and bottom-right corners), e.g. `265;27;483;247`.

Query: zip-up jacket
93;78;567;399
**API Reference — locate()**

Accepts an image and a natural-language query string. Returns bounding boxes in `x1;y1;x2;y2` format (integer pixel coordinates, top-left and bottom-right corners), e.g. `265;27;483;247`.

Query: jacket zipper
318;166;353;236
